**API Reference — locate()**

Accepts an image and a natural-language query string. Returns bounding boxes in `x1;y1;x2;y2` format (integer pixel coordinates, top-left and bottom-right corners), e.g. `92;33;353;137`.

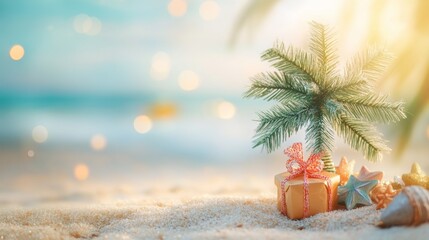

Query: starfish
370;183;399;209
391;176;405;190
338;175;378;210
402;162;429;189
356;165;383;182
335;156;355;185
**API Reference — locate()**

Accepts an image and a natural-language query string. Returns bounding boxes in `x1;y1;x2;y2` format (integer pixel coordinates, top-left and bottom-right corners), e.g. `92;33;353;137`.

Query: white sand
1;196;429;240
2;148;429;239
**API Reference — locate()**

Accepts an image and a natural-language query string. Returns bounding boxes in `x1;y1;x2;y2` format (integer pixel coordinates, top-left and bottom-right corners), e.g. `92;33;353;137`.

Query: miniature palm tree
244;22;406;172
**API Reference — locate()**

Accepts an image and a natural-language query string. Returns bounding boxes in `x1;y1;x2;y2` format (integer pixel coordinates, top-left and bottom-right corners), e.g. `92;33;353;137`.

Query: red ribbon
280;143;332;218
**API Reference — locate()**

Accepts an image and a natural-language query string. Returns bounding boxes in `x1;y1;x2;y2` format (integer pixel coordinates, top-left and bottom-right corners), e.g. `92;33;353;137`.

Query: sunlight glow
215;101;236;119
27;150;35;158
32;125;48;143
134;115;153;134
90;134;107;151
199;0;220;21
74;164;89;181
74;14;102;36
150;52;171;80
168;0;187;17
178;70;199;91
9;44;25;61
149;102;178;120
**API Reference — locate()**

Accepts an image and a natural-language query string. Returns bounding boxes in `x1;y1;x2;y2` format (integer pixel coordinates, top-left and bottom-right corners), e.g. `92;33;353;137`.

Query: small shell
370;183;399;210
379;186;429;227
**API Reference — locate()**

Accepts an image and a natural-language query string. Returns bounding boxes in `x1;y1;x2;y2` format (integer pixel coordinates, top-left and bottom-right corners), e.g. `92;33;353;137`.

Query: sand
1;196;429;240
2;147;429;240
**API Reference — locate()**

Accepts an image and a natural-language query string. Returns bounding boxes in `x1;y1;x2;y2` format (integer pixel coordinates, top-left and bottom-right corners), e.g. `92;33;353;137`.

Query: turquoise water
0;93;271;164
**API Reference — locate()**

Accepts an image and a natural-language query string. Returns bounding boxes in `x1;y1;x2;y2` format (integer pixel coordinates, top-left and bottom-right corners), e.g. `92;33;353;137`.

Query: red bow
280;143;332;218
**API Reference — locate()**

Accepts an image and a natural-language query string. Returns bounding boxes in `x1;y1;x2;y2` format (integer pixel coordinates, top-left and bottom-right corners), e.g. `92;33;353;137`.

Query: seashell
379;186;429;227
370;183;399;210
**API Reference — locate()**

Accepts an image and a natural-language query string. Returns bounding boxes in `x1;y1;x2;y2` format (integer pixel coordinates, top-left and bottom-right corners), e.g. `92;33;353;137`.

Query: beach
1;152;429;240
2;196;429;240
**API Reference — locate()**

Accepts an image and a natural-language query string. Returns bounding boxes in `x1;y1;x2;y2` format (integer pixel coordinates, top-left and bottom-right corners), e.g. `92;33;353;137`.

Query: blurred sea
0;92;266;162
0;92;280;205
1;91;428;206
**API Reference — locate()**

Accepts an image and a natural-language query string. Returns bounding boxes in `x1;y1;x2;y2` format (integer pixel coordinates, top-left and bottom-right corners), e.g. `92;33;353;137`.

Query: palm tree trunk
322;152;335;173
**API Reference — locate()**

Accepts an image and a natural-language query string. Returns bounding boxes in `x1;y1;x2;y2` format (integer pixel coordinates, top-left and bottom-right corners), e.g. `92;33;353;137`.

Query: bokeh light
9;44;25;61
32;125;48;143
199;0;220;21
27;150;35;158
215;101;236;119
90;134;107;151
150;52;171;80
149;102;178;120
74;164;89;181
134;115;153;134
178;70;199;91
73;14;102;36
168;0;187;17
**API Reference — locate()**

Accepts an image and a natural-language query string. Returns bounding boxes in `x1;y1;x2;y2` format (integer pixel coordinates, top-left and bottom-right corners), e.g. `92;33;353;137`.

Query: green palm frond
305;112;335;153
344;46;394;84
336;94;406;123
333;114;390;162
262;42;321;86
333;46;393;98
243;72;312;102
309;21;339;85
329;76;368;98
253;103;310;152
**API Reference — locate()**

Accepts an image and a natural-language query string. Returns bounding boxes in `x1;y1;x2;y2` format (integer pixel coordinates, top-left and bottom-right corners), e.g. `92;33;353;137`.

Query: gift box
274;171;340;219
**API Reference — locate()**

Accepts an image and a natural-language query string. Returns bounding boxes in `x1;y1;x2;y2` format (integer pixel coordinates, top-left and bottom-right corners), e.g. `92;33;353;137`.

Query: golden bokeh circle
74;164;90;181
134;115;153;134
9;44;25;61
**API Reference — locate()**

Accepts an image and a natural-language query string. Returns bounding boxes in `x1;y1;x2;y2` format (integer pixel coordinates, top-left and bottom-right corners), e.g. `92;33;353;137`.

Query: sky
0;1;265;162
1;0;246;95
0;0;373;164
1;0;427;198
0;0;343;95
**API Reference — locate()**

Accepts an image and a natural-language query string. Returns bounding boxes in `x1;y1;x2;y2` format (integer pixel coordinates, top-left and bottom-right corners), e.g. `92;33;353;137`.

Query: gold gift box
274;172;340;219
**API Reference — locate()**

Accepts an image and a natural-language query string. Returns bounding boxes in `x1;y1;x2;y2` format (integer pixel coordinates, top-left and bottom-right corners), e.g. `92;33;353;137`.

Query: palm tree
232;0;429;160
244;22;406;172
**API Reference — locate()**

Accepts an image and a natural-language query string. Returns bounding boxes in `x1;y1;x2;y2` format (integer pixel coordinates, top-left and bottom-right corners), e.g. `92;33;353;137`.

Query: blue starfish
338;175;378;210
